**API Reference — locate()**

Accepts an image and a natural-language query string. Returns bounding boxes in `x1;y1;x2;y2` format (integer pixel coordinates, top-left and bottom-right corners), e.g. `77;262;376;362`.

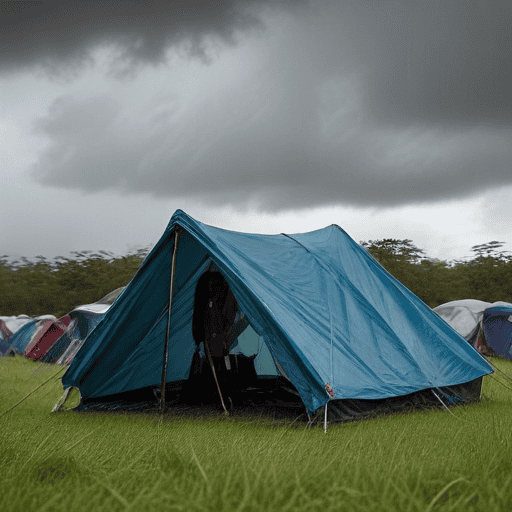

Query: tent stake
431;388;457;419
160;227;181;415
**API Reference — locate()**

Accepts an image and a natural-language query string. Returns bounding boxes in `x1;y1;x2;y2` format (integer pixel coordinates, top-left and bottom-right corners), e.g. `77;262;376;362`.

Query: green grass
2;356;512;511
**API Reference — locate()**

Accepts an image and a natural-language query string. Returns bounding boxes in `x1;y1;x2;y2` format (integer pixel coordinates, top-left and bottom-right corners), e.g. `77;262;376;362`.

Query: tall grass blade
91;474;130;508
190;445;208;485
425;476;466;512
64;429;98;453
0;365;65;417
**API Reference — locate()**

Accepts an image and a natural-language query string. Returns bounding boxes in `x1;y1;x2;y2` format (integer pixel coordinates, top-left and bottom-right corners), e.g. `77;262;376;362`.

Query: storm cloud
10;0;512;211
0;0;305;76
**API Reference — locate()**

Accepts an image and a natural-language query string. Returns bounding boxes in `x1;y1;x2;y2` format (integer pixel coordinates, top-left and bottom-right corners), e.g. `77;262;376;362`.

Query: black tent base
327;377;483;422
75;376;308;426
78;376;301;409
75;377;483;426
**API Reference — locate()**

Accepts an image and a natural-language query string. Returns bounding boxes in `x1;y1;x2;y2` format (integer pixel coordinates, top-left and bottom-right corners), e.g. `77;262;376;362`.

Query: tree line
0;249;150;318
1;240;511;318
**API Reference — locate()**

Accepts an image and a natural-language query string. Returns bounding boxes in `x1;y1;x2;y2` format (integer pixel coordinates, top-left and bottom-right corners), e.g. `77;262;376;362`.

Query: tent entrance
184;265;291;412
175;325;300;412
75;315;301;414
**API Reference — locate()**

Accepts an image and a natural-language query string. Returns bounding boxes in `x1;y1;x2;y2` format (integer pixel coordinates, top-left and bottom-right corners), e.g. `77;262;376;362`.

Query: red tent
25;316;70;361
0;320;13;341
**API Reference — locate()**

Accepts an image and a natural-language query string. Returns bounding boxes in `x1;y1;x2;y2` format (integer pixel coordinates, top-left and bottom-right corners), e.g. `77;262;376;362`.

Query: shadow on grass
27;455;88;486
75;401;310;432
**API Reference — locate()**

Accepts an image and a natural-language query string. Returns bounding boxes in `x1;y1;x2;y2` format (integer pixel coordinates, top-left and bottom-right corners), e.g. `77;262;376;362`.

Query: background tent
7;315;57;355
0;315;33;340
49;287;126;365
434;300;512;359
0;318;14;356
433;300;492;341
0;319;13;342
59;210;492;421
0;336;14;357
24;316;70;361
482;303;512;359
1;315;54;357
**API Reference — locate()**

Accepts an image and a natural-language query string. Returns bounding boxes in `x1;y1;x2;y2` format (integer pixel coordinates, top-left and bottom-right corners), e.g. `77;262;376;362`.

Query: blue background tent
7;319;40;354
43;309;104;364
482;304;512;359
0;337;13;356
43;287;126;364
61;210;492;416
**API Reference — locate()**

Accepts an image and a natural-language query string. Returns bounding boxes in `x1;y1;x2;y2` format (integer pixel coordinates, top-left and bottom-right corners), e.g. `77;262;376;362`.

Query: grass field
1;356;512;511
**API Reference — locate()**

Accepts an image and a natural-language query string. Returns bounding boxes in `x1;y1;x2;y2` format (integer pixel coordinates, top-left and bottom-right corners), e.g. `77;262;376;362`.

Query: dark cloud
4;0;511;123
21;1;512;211
30;88;512;211
347;1;512;126
0;0;305;77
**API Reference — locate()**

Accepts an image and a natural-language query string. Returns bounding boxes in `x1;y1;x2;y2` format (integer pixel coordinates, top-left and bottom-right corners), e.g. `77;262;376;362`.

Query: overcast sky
1;0;511;264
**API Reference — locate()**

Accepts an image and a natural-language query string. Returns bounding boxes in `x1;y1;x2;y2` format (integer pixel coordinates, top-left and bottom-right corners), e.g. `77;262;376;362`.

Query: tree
470;241;510;261
464;241;512;302
0;248;150;317
361;239;426;266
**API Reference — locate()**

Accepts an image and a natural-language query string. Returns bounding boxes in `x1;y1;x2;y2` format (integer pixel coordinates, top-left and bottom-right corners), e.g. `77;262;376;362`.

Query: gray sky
1;0;511;262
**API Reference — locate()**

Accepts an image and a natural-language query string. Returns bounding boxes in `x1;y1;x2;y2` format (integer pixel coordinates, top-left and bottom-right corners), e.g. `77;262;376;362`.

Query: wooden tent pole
160;227;181;415
203;339;230;416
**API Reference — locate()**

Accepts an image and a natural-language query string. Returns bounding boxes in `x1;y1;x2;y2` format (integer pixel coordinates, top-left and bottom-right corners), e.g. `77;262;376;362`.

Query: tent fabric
61;210;492;416
433;300;492;340
434;300;512;360
0;315;34;341
44;310;105;364
54;311;105;365
0;319;13;341
5;315;57;356
25;317;70;361
0;338;13;356
7;321;37;354
94;287;126;305
7;315;56;354
50;287;126;365
482;303;512;359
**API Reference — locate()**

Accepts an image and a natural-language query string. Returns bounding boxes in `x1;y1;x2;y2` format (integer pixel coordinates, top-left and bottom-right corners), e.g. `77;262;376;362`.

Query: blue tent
43;310;104;364
59;210;492;419
6;319;38;354
0;337;13;357
482;304;512;359
43;287;126;364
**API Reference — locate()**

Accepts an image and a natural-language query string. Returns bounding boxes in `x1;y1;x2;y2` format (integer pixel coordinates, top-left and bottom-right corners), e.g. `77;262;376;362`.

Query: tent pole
204;339;230;416
160;227;181;415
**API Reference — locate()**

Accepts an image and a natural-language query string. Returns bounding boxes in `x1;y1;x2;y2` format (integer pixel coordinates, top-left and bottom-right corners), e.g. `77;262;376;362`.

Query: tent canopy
62;210;492;415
